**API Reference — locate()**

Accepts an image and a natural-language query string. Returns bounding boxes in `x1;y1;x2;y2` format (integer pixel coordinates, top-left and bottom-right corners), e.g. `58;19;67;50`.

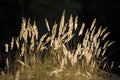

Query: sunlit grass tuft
0;11;115;80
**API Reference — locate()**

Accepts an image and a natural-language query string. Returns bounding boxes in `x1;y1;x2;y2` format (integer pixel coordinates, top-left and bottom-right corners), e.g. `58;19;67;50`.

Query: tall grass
0;11;114;80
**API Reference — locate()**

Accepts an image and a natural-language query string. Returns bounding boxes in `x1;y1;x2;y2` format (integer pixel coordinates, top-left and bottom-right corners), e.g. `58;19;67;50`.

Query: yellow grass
0;11;114;80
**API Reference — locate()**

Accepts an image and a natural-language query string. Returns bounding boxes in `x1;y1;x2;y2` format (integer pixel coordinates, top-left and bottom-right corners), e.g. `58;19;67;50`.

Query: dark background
0;0;120;75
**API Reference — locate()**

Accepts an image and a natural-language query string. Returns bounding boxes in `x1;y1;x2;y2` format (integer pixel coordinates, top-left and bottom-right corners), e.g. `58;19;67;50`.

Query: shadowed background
0;0;120;75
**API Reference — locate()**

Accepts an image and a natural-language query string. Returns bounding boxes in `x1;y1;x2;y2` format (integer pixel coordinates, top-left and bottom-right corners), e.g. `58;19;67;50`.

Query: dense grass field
0;11;116;80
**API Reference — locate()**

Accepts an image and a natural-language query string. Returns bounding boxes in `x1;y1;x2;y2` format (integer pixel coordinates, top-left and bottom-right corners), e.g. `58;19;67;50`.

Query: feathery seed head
5;44;9;53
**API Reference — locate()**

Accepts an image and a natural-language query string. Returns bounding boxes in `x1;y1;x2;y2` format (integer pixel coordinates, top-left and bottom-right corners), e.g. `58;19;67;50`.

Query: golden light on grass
0;11;115;80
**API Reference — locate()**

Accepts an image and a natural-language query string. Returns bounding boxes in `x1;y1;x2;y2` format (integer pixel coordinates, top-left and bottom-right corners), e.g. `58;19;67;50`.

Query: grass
0;11;115;80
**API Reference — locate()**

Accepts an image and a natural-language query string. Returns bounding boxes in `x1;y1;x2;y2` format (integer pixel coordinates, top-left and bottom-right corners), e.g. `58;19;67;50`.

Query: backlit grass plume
0;11;115;80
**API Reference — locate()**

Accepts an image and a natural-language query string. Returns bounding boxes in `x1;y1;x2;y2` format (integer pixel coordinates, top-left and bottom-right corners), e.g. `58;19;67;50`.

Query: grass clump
0;11;114;80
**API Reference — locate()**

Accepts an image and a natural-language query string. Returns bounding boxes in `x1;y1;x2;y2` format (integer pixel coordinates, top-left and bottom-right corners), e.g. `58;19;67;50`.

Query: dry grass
0;11;115;80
